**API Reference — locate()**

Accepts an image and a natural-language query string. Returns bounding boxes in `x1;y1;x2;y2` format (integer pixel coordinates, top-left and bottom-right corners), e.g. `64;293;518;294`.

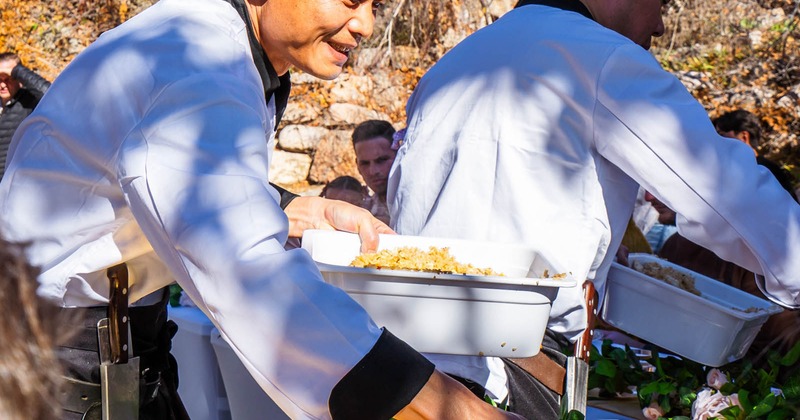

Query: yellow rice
350;246;503;276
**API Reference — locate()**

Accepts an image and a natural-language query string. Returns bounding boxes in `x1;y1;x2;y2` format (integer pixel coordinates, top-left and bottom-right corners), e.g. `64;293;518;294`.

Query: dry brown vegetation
1;0;798;184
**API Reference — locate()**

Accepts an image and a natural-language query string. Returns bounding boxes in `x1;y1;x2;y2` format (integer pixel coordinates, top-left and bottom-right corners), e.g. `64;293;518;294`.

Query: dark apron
58;288;190;420
450;329;570;419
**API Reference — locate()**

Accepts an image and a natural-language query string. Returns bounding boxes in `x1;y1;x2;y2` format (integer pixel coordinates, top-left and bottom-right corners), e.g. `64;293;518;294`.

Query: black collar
224;0;291;126
515;0;595;21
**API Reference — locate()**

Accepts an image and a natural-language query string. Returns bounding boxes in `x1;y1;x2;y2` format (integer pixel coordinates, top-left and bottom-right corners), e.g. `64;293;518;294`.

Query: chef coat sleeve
592;44;800;308
117;72;433;419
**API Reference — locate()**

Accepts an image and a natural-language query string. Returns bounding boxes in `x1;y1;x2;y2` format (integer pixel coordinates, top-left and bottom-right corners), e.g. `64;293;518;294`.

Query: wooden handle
107;263;130;364
574;280;597;362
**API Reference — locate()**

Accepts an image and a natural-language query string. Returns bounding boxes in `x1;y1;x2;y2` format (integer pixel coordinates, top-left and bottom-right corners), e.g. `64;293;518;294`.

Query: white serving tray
601;253;783;367
301;230;576;357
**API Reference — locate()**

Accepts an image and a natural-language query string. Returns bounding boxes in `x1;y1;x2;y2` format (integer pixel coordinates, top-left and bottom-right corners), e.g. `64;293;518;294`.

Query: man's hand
284;196;394;252
394;370;525;420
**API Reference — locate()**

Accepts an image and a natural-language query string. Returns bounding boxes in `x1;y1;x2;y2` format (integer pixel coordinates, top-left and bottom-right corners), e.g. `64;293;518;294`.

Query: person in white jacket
0;0;522;419
388;0;800;418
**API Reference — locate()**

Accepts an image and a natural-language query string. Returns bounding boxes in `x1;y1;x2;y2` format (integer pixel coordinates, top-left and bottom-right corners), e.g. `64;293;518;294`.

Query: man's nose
653;15;666;38
347;1;375;41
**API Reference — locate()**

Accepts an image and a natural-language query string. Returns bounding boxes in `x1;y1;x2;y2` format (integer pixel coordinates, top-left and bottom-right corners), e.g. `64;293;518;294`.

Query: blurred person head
713;109;762;153
577;0;668;50
0;237;66;419
643;191;676;225
320;175;367;207
352;120;396;199
0;52;22;106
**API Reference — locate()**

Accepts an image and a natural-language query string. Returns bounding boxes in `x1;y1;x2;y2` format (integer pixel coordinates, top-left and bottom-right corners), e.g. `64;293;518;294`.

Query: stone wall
268;68;406;196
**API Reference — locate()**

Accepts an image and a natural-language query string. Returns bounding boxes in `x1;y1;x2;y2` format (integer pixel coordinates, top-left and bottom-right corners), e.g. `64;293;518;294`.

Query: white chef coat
388;4;800;397
0;0;388;418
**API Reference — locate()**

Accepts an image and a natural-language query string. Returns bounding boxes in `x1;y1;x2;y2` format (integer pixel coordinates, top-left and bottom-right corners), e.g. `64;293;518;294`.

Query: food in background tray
350;246;504;276
541;270;568;280
631;259;701;296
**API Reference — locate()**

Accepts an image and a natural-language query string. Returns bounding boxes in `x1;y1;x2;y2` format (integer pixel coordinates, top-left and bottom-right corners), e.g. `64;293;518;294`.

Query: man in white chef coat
0;0;522;419
388;0;800;418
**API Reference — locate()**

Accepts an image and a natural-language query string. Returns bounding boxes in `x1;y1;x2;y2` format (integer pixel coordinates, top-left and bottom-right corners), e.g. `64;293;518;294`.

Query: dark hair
0;52;20;63
320;176;367;197
0;238;66;419
352;120;395;146
713;109;762;149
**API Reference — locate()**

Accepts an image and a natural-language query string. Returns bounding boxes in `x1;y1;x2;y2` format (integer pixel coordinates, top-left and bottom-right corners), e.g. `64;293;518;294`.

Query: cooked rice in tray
631;260;701;296
350;246;503;276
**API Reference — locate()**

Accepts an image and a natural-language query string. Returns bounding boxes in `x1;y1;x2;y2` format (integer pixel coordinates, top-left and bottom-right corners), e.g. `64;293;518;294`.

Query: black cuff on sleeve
270;182;299;210
329;329;435;420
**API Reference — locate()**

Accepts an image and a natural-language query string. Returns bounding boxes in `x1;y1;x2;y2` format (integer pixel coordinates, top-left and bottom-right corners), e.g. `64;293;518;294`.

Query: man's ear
737;131;751;147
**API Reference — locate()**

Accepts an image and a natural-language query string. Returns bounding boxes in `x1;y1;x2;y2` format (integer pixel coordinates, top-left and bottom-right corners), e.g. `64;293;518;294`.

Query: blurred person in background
320;175;369;208
713;109;798;202
353;119;397;224
0;235;67;420
0;52;51;179
643;190;679;253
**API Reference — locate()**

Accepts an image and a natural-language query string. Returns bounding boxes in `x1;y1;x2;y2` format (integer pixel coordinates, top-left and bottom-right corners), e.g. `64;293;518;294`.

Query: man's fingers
357;215;381;253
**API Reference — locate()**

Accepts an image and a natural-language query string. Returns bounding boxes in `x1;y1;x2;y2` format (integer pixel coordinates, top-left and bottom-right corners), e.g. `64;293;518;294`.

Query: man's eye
372;1;385;14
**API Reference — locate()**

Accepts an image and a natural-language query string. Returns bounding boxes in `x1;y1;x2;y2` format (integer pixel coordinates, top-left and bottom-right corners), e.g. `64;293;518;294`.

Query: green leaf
658;393;672;413
679;388;697;407
720;382;738;394
562;410;585;420
767;408;795;420
782;373;800;401
657;381;676;395
589;344;602;363
780;341;800;367
596;359;617;378
739;388;753;412
719;404;741;419
748;393;777;417
639;381;661;397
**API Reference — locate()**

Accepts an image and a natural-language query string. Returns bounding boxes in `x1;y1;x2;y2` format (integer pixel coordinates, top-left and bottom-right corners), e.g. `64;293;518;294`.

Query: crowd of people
0;0;798;419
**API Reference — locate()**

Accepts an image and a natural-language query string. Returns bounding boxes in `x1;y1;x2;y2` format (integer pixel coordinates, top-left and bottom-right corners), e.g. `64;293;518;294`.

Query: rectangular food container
601;253;783;367
301;230;576;357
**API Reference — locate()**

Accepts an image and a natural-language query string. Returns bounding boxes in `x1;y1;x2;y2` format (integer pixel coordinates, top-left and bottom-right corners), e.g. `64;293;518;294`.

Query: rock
372;70;411;118
776;86;800;109
391;46;421;70
488;0;516;18
327;103;389;126
677;71;715;91
269;150;312;186
291;72;321;85
758;7;785;29
328;74;373;103
749;30;763;48
354;47;383;70
282;102;322;124
278;125;330;153
300;184;325;197
308;130;363;184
